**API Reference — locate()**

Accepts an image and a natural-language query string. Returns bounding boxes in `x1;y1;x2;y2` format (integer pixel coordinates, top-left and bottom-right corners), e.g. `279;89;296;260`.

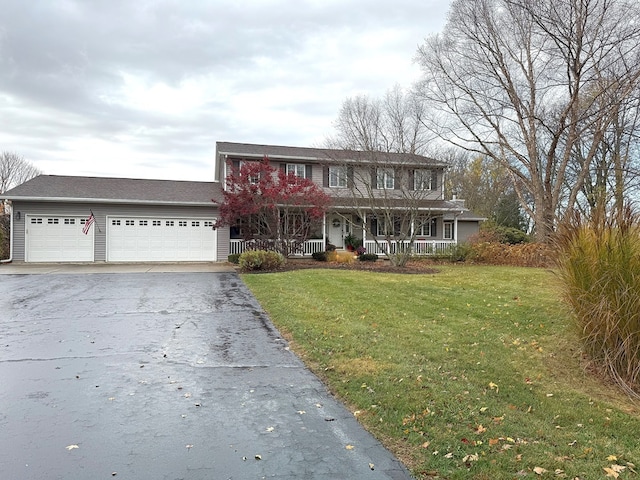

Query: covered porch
229;209;460;257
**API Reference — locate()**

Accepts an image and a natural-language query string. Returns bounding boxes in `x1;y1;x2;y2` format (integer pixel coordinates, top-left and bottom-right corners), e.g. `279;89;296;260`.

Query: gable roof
216;141;448;167
1;175;222;206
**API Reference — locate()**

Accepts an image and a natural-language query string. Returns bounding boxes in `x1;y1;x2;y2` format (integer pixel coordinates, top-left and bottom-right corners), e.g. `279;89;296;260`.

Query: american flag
82;213;95;235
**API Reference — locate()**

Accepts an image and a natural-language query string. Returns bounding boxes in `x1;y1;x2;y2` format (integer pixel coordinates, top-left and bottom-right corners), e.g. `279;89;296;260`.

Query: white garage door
25;216;94;262
107;217;216;262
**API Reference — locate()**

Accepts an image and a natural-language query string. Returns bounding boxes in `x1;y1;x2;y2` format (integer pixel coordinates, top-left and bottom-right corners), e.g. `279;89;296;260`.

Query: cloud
0;0;449;180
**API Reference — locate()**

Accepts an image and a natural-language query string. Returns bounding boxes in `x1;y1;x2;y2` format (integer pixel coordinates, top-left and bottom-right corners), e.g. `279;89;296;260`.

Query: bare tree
326;89;444;267
415;0;640;241
1;152;41;194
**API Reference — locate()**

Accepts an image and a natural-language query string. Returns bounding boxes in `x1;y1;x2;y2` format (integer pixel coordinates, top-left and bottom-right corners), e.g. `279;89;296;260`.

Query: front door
327;214;344;248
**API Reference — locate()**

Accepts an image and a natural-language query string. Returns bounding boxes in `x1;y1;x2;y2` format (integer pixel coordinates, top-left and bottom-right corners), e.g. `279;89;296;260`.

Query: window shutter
280;163;287;173
430;170;438;190
232;160;240;170
323;166;329;187
394;168;400;190
371;167;377;189
305;164;312;179
371;217;378;236
408;169;415;191
431;218;437;237
347;166;354;188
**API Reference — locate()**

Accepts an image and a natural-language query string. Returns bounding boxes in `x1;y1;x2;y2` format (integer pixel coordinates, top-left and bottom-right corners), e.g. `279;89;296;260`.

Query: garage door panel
107;217;216;262
26;216;94;262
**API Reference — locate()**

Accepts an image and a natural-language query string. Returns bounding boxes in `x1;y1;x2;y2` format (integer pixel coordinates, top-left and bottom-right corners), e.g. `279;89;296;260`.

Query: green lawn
241;265;640;480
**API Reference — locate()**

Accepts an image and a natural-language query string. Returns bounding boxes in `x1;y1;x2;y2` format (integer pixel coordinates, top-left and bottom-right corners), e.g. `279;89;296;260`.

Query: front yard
242;265;640;479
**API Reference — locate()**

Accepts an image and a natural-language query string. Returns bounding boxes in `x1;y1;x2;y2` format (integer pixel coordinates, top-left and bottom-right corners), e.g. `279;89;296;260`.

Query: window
139;220;148;226
152;220;161;226
111;219;121;226
376;168;394;189
240;160;260;184
178;221;187;227
204;221;214;228
166;220;175;227
192;221;200;227
414;170;432;190
47;218;59;225
125;220;135;226
31;218;43;224
286;163;306;178
416;217;432;236
64;218;76;225
444;222;454;240
329;166;347;188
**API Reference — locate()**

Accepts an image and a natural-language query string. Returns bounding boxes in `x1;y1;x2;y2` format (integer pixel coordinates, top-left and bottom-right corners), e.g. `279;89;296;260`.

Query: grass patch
242;265;640;479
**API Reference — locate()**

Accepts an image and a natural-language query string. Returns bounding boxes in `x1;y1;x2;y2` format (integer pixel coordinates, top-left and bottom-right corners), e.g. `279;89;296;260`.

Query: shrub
238;250;286;272
312;251;327;262
555;205;640;396
227;253;241;264
449;243;472;262
335;251;355;264
467;241;553;267
358;253;378;262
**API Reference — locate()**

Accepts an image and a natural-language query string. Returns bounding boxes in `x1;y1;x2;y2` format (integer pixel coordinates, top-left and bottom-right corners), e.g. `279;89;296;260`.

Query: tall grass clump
555;205;640;397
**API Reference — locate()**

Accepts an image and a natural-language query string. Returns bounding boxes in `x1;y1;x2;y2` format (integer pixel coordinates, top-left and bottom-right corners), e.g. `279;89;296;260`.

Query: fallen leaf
444;452;454;458
345;445;355;450
603;467;620;478
534;466;548;475
607;455;618;461
489;438;500;446
185;444;193;449
266;427;274;432
489;382;499;391
65;445;79;451
475;424;487;434
297;410;306;415
421;441;431;449
255;454;262;460
369;463;375;470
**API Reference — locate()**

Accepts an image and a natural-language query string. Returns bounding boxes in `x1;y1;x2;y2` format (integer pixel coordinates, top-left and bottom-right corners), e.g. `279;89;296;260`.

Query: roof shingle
1;175;223;205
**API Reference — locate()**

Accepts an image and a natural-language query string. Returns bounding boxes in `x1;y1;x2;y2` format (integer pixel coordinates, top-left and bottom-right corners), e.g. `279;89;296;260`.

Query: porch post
323;214;327;248
362;213;367;247
454;214;458;243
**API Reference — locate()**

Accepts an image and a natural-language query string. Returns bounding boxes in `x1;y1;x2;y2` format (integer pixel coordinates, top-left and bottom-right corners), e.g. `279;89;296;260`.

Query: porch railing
364;239;456;256
229;239;324;257
230;239;456;257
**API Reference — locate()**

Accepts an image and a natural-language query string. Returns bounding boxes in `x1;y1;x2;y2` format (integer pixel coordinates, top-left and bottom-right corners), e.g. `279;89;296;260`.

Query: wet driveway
0;271;412;479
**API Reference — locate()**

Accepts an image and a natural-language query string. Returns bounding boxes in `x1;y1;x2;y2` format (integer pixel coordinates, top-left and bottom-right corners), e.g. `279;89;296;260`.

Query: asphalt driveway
0;270;412;480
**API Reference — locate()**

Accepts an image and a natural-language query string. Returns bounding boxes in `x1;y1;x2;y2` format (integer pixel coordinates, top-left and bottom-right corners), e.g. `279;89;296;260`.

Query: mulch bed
239;258;441;274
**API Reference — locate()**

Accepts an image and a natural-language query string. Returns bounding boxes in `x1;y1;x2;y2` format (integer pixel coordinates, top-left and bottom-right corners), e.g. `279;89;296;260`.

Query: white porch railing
230;239;456;257
364;239;456;256
229;239;324;257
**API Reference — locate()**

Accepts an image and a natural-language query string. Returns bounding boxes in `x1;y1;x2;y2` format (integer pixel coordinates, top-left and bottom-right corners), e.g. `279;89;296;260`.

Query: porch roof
328;198;473;213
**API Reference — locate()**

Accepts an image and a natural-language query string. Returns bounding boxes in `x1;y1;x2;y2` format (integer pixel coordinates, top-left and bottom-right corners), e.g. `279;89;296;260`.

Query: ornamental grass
554;205;640;397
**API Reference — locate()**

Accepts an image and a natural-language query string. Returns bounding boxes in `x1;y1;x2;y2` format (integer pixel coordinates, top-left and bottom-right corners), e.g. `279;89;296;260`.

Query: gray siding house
0;141;483;263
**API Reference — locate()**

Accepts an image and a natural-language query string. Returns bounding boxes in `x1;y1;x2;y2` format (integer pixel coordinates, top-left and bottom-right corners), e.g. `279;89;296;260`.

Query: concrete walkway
0;270;413;479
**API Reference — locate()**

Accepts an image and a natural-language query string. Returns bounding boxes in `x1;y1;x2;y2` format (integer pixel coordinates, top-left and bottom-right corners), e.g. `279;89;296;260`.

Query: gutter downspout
1;201;13;263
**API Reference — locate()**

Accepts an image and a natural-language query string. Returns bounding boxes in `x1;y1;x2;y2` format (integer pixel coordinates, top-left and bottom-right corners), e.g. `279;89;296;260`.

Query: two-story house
0;141;482;263
215;142;483;258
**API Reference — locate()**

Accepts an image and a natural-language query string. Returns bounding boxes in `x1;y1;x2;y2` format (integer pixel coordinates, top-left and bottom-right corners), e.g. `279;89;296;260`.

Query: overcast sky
0;0;450;181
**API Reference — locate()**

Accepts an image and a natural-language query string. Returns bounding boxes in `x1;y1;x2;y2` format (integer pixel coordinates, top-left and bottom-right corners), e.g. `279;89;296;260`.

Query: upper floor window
286;163;307;178
414;170;433;190
329;166;347;188
376;168;395;189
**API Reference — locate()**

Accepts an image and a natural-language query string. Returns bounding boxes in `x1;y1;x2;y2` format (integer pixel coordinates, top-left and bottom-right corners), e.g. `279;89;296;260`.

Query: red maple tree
214;157;331;257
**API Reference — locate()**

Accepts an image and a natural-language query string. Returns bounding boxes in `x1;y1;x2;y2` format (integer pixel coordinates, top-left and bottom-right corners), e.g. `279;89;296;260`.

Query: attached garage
25;215;94;262
107;217;216;262
1;175;227;263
